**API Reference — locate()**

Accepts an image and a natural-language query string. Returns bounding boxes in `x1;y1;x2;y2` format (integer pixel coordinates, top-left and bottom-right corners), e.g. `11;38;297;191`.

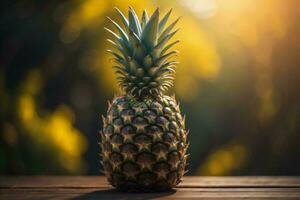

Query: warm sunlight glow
180;0;217;19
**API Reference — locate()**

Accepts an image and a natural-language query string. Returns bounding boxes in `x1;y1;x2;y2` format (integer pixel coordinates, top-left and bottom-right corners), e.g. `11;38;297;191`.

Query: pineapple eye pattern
101;95;188;191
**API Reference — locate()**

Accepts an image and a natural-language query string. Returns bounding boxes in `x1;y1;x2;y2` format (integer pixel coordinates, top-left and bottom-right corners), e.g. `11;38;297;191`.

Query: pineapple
100;7;188;192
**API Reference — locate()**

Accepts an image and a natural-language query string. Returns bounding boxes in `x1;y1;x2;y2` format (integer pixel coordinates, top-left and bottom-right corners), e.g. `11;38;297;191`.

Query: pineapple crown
106;7;180;99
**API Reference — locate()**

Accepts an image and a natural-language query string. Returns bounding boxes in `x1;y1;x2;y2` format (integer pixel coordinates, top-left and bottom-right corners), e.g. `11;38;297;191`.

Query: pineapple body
101;95;188;191
100;7;188;191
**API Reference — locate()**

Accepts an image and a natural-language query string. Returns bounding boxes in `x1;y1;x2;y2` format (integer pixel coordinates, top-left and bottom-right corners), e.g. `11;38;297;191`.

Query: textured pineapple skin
100;95;188;192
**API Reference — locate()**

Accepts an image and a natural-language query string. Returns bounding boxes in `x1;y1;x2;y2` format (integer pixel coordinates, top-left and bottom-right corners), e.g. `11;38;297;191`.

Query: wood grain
1;176;300;199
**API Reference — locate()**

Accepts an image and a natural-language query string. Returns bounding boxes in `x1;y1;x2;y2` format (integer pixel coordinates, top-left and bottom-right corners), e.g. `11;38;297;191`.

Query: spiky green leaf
114;7;129;30
141;8;159;50
106;39;128;59
158;8;172;33
153;29;179;54
106;17;128;42
159;17;180;42
160;40;179;55
128;29;146;59
105;27;130;54
155;50;178;66
141;10;149;29
128;7;142;36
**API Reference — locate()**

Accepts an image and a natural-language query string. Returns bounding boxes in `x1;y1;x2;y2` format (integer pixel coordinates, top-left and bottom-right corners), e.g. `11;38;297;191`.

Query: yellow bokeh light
198;144;247;175
175;18;220;101
47;105;86;155
61;0;108;43
18;94;36;123
25;70;43;95
16;69;87;174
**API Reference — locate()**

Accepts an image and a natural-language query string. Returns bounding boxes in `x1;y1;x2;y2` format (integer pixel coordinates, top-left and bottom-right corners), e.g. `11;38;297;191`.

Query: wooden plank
1;188;300;199
1;176;300;188
1;176;300;199
180;176;300;188
0;176;110;189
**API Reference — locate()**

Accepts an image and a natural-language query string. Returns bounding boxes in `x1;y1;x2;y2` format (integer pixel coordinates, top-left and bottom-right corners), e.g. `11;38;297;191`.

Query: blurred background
1;0;300;176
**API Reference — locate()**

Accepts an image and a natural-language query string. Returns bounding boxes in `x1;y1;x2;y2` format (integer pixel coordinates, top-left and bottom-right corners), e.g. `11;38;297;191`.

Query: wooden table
1;176;300;199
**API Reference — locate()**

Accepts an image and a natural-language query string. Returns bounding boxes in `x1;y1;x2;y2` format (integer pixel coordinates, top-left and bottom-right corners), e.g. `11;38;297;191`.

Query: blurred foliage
1;0;300;175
